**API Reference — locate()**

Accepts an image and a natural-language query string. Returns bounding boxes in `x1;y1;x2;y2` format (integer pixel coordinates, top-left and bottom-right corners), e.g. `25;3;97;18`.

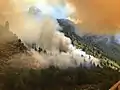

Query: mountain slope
57;19;120;69
82;35;120;62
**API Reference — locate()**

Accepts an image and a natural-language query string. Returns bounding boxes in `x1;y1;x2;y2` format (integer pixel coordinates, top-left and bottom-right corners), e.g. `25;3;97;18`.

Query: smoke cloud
8;11;100;69
67;0;120;35
2;0;120;35
0;0;100;69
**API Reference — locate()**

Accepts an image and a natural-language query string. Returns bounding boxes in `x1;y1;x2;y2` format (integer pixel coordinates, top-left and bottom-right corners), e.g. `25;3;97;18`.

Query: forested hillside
0;22;120;90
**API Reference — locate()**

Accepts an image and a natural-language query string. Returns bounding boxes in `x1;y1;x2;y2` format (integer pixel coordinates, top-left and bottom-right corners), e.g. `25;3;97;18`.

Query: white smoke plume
8;10;100;69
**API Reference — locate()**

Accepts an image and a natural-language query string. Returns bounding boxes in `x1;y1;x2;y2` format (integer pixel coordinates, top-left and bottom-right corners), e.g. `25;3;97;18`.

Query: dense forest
0;66;120;90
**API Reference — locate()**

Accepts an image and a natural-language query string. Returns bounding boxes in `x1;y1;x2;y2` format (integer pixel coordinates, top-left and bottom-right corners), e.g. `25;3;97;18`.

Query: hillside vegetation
0;22;120;90
57;19;120;68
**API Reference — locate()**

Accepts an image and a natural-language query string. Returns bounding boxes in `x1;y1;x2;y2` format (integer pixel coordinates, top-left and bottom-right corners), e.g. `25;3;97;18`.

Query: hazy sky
35;4;68;19
22;0;73;19
2;0;120;35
